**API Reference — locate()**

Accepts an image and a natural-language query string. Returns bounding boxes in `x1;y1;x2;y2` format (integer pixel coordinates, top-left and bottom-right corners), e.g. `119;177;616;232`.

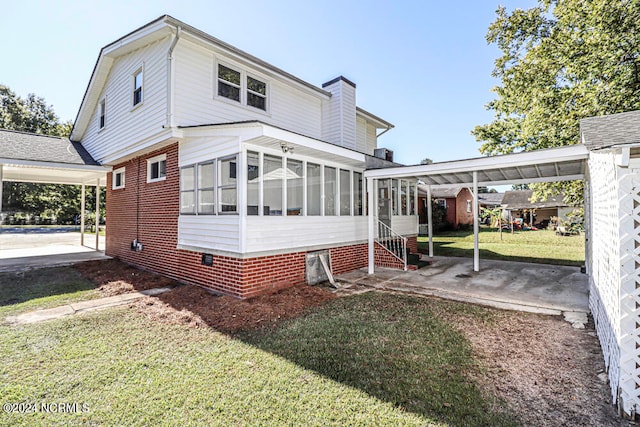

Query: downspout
166;26;181;129
376;124;394;139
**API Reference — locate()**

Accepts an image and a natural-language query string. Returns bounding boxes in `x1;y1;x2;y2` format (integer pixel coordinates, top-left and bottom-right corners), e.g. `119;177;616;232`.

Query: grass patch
419;228;584;266
241;293;516;426
0;268;99;317
0;288;518;426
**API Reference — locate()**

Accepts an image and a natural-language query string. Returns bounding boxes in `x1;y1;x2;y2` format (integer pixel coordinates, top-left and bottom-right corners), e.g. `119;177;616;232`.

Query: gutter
166;25;181;129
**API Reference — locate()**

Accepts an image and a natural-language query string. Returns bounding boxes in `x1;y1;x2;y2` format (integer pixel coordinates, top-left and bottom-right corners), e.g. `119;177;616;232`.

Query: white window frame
147;154;166;183
180;165;196;215
214;59;269;114
112;167;125;190
217;155;238;215
99;98;106;130
466;200;472;213
132;67;144;108
246;73;268;112
216;62;241;104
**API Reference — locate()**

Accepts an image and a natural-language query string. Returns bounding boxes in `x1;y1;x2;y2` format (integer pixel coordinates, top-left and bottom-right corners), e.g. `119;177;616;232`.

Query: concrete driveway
336;256;589;315
0;232;109;272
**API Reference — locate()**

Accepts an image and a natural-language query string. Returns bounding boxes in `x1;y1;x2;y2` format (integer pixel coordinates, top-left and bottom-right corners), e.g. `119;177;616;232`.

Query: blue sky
1;0;536;166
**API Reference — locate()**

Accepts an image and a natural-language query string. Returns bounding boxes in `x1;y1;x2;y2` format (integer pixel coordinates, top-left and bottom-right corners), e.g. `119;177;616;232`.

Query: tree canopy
473;0;640;204
0;85;71;137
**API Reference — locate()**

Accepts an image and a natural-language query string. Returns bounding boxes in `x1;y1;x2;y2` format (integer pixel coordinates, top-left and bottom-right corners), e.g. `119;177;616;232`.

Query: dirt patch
131;283;336;333
456;309;633;427
74;259;178;296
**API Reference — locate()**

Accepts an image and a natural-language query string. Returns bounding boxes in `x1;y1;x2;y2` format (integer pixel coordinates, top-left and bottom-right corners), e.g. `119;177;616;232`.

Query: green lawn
0;268;101;317
418;228;585;266
0;268;518;426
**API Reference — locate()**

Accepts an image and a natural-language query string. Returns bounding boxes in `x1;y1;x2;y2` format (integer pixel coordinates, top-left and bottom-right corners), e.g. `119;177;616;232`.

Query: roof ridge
0;128;65;140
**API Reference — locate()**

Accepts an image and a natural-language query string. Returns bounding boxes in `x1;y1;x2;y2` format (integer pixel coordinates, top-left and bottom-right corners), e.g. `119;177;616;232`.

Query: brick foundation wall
407;236;418;254
374;242;405;269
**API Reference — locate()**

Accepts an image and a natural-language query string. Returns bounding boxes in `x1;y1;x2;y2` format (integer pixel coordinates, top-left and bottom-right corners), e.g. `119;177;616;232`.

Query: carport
364;144;589;274
0;129;110;249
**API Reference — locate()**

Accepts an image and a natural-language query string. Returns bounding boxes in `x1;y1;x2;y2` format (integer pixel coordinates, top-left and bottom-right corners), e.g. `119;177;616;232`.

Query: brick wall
456;188;474;226
374;242;405;269
407;236;418;254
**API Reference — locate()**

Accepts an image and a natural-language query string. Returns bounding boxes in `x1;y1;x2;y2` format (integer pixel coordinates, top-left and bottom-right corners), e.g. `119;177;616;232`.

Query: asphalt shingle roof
580;110;640;149
501;190;568;209
0;129;98;166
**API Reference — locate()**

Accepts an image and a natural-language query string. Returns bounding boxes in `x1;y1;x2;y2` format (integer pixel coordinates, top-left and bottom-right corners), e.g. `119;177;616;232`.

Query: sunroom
176;121;419;257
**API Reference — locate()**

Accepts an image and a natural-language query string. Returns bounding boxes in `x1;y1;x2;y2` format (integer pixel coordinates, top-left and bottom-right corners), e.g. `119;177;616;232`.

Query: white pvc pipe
473;171;479;272
367;177;375;274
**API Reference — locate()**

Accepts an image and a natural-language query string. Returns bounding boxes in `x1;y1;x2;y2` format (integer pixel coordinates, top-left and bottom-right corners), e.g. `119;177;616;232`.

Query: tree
0;85;71;137
420;158;433;165
472;1;640;205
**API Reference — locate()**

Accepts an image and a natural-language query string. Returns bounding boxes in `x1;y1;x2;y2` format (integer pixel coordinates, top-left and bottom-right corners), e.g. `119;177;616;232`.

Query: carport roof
0;129;109;186
364;144;588;187
0;129;99;165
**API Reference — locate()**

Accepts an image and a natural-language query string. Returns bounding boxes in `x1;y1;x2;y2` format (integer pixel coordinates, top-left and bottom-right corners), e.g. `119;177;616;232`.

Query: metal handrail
376;220;407;271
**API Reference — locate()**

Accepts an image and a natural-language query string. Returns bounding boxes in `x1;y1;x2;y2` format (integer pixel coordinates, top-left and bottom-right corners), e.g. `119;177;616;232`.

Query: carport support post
80;184;86;247
426;185;433;257
95;180;100;251
473;171;479;272
367;177;375;274
0;164;3;217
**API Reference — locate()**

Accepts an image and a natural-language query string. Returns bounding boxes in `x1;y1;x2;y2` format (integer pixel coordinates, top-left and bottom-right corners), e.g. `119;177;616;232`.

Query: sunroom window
218;157;237;213
400;180;408;215
391;179;399;215
198;162;215;214
354;172;363;215
263;154;283;215
324;167;336;216
306;163;321;216
340;169;351;216
180;166;195;214
218;64;241;102
287;159;303;215
247;151;260;215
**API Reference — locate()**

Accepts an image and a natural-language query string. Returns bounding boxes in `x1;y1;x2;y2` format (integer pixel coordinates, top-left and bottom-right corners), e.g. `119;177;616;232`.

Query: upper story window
216;63;268;112
99;99;106;129
247;76;266;110
112;167;125;190
147;154;166;183
133;69;143;106
218;64;241;102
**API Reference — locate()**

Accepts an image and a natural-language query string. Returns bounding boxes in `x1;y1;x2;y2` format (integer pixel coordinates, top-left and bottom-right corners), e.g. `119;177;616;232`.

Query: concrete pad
5;287;173;325
336;256;589;316
0;232;109;272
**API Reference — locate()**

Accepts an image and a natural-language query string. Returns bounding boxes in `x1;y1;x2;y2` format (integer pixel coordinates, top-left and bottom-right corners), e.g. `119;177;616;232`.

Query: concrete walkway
6;287;171;325
0;232;109;272
336;256;589;323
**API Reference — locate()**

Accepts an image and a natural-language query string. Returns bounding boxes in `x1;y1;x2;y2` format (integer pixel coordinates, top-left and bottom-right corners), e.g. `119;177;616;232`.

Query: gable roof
70;15;393;142
501;190;568;210
0;129;99;166
478;192;504;206
580;110;640;150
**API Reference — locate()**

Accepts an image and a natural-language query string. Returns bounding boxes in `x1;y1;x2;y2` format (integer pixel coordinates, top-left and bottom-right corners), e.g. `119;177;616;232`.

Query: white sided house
70;15;419;298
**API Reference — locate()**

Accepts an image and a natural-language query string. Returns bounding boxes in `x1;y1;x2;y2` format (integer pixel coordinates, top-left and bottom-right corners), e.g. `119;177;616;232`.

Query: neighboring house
69;15;419;298
501;190;572;226
418;186;474;228
477;192;504;209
